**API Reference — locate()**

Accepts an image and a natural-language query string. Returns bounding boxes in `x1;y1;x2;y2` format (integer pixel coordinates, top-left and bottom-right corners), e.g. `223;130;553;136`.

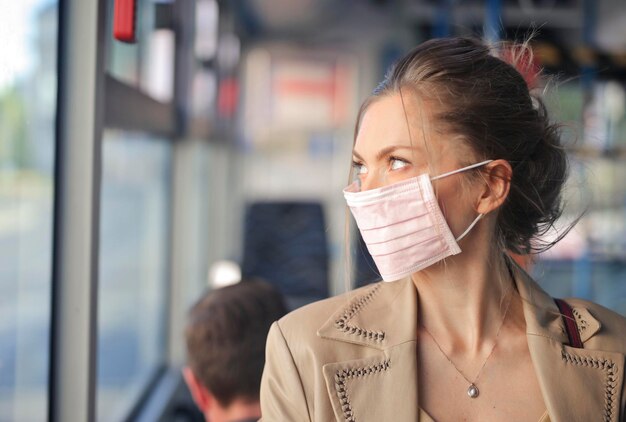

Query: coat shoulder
566;297;626;353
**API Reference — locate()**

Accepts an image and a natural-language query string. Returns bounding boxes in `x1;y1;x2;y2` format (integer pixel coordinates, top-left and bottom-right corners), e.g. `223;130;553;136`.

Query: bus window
0;0;59;420
96;131;171;421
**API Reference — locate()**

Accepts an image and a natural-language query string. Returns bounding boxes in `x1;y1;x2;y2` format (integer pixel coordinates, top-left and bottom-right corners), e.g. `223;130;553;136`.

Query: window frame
49;0;107;419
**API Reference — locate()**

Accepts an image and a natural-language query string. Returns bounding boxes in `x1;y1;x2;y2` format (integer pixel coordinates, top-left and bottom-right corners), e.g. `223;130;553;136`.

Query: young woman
259;37;626;422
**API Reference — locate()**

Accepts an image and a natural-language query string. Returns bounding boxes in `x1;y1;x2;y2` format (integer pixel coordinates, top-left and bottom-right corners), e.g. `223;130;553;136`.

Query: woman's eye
352;161;368;175
390;158;409;170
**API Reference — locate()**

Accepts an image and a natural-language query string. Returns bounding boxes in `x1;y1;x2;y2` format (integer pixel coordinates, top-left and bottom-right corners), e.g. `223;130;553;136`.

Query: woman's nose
359;171;385;191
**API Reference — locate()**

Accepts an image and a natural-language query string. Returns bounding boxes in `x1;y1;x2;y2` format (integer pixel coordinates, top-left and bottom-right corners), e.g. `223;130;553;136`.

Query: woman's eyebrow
352;145;420;162
352;150;365;161
376;145;419;160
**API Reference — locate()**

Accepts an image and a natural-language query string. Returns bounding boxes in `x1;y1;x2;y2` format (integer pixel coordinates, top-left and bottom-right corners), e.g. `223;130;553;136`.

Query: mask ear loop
430;159;493;242
455;213;483;242
430;159;494;181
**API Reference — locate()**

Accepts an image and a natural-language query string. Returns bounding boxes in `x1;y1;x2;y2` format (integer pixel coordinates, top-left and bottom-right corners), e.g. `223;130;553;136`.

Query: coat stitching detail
334;359;391;422
560;350;617;421
335;284;385;342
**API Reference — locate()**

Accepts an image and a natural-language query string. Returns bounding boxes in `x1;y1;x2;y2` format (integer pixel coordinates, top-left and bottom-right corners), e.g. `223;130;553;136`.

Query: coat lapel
318;279;418;422
317;278;418;350
515;264;624;422
526;335;623;422
322;342;417;422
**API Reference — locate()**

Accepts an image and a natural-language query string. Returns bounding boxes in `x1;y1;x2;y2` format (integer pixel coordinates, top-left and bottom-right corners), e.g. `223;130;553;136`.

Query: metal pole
167;0;196;366
581;0;597;90
573;0;597;301
49;0;106;420
484;0;502;43
432;0;453;38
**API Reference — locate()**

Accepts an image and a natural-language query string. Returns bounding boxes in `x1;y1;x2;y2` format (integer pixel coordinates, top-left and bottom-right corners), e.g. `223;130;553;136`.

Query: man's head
183;279;287;421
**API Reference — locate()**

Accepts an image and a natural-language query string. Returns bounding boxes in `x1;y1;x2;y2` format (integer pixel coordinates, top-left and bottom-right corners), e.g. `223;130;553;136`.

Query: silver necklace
420;291;513;399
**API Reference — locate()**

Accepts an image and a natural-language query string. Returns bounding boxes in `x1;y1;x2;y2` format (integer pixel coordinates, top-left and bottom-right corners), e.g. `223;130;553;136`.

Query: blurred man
183;279;287;422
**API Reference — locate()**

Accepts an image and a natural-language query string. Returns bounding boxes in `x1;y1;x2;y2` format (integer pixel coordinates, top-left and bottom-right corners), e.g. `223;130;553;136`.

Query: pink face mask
343;160;493;282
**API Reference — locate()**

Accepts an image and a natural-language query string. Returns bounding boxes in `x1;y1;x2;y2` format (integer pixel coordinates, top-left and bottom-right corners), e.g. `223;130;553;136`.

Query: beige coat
260;265;626;421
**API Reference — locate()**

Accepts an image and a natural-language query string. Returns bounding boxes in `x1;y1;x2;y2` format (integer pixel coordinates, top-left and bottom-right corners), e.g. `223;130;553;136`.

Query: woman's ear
475;159;512;215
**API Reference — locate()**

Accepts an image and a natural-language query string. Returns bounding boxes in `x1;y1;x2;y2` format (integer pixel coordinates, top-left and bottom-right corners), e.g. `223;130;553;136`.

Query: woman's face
352;92;481;238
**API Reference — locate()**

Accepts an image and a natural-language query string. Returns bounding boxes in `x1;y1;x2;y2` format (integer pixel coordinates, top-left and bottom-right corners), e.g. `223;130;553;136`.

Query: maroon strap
554;298;584;349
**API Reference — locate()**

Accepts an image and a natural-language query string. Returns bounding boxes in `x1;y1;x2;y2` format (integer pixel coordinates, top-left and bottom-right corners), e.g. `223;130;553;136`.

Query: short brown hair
185;280;287;407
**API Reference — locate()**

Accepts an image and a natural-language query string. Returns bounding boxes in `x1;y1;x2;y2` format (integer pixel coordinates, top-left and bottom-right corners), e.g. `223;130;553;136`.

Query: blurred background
1;0;625;420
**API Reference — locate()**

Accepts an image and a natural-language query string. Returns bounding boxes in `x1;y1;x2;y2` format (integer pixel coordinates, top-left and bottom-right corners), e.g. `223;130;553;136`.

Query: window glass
0;0;58;420
97;131;171;421
535;81;626;316
179;140;212;306
108;0;175;102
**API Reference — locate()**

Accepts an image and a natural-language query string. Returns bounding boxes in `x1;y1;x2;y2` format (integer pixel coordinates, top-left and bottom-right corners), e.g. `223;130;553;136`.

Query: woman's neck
412;229;516;356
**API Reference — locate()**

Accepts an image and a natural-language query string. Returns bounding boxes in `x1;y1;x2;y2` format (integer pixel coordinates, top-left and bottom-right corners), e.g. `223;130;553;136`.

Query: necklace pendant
467;384;479;398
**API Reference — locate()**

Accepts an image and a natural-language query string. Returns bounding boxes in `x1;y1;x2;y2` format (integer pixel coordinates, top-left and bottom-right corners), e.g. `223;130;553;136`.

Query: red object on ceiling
113;0;137;43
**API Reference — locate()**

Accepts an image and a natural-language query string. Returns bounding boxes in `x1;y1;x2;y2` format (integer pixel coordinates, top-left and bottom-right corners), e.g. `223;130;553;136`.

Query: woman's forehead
354;93;438;155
